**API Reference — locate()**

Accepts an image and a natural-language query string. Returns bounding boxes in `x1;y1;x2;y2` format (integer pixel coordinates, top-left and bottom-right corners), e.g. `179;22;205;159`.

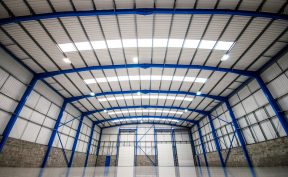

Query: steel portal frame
0;9;287;167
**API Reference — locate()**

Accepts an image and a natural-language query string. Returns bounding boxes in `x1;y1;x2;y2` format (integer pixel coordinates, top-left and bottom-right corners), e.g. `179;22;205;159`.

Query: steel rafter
1;8;288;26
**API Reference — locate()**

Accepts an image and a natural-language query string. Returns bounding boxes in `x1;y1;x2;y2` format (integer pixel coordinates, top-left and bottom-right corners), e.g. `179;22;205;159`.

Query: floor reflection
0;166;287;177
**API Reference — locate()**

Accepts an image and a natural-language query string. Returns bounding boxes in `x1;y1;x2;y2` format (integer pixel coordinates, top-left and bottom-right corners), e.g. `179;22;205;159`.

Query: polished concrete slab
0;167;287;177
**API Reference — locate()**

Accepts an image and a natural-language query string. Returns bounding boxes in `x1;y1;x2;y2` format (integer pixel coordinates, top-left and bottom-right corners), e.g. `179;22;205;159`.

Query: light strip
107;109;184;115
58;39;234;52
111;118;180;123
84;75;207;84
97;94;193;102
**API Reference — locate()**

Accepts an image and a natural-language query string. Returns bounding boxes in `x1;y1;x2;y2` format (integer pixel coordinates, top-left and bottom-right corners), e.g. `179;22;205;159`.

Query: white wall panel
157;144;174;166
118;146;134;166
176;144;194;166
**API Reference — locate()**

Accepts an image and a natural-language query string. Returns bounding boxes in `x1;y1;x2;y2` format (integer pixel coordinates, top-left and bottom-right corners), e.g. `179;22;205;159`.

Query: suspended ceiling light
63;57;71;64
111;118;180;123
133;57;138;63
196;91;202;96
221;54;230;61
107;109;184;115
97;94;193;102
84;75;207;84
89;92;95;96
58;39;234;52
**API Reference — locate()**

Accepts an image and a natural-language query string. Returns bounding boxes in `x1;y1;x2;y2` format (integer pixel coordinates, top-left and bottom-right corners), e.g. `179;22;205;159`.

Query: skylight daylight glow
107;109;184;115
58;39;234;52
111;118;180;123
84;75;207;84
97;95;193;102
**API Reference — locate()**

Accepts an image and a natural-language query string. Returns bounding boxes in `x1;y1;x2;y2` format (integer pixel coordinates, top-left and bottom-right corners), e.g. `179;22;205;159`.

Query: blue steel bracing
84;123;95;167
255;76;288;135
56;132;69;165
41;101;68;168
37;64;256;79
197;123;209;167
0;76;38;152
115;128;121;166
84;105;208;116
95;129;102;166
68;114;85;167
224;132;236;164
207;115;226;167
225;101;256;177
135;126;138;166
65;90;226;103
154;126;157;166
1;8;287;25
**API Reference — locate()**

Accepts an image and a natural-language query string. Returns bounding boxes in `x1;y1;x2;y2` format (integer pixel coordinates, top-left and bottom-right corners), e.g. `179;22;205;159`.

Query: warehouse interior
0;0;288;177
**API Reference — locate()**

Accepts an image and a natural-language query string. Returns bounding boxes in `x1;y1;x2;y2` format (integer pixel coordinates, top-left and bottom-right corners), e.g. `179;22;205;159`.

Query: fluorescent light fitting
221;54;230;61
84;75;207;85
63;58;71;64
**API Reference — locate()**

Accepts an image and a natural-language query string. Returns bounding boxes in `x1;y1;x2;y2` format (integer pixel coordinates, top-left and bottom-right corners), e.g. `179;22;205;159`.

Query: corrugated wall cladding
0;48;100;166
192;52;288;165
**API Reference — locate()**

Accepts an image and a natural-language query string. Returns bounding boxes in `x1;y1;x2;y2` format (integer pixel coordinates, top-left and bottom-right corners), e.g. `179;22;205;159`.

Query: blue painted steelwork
101;122;192;129
197;123;209;167
83;105;208;116
153;126;158;166
207;115;225;167
115;128;121;166
95;129;102;166
135;126;138;166
66;90;226;103
225;101;256;176
59;116;81;127
68;114;85;167
105;156;111;167
41;101;67;168
84;123;95;167
255;76;288;135
95;116;197;125
37;64;256;79
0;76;38;152
171;129;178;166
1;8;287;26
56;132;69;165
224;132;236;164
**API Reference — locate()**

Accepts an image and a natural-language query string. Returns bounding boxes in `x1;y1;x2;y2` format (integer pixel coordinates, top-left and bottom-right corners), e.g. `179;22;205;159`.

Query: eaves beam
0;8;288;26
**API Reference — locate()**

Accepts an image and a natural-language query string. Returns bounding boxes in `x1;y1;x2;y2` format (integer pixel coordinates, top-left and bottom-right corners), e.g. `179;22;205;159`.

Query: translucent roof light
107;109;184;115
111;118;181;123
58;39;234;52
84;75;207;85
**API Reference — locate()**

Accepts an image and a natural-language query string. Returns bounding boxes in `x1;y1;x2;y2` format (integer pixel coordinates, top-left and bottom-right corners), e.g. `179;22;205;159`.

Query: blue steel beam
1;8;287;26
197;123;209;167
207;115;225;167
0;76;38;152
68;114;85;167
84;123;95;167
37;64;256;79
83;105;209;116
66;90;226;103
95;116;197;125
41;101;68;168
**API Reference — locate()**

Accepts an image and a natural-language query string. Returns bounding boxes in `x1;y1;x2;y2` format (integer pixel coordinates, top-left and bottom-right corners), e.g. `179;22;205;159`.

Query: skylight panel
91;41;107;49
58;43;77;52
84;75;207;84
107;109;184;115
123;39;137;47
138;39;152;47
107;40;122;48
183;40;200;48
168;39;184;47
111;117;181;123
199;40;217;49
75;42;92;51
153;39;168;47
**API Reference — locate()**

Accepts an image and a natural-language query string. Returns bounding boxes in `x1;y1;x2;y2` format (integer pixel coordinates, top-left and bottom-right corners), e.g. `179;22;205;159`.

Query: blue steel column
188;129;198;166
95;129;102;166
84;123;95;167
0;76;38;152
256;76;288;135
154;127;157;166
68;114;85;167
41;101;67;168
207;115;225;167
197;123;209;167
115;128;121;166
225;101;254;169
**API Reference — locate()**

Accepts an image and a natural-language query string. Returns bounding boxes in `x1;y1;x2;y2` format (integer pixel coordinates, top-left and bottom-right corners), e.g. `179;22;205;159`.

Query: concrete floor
0;167;287;177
